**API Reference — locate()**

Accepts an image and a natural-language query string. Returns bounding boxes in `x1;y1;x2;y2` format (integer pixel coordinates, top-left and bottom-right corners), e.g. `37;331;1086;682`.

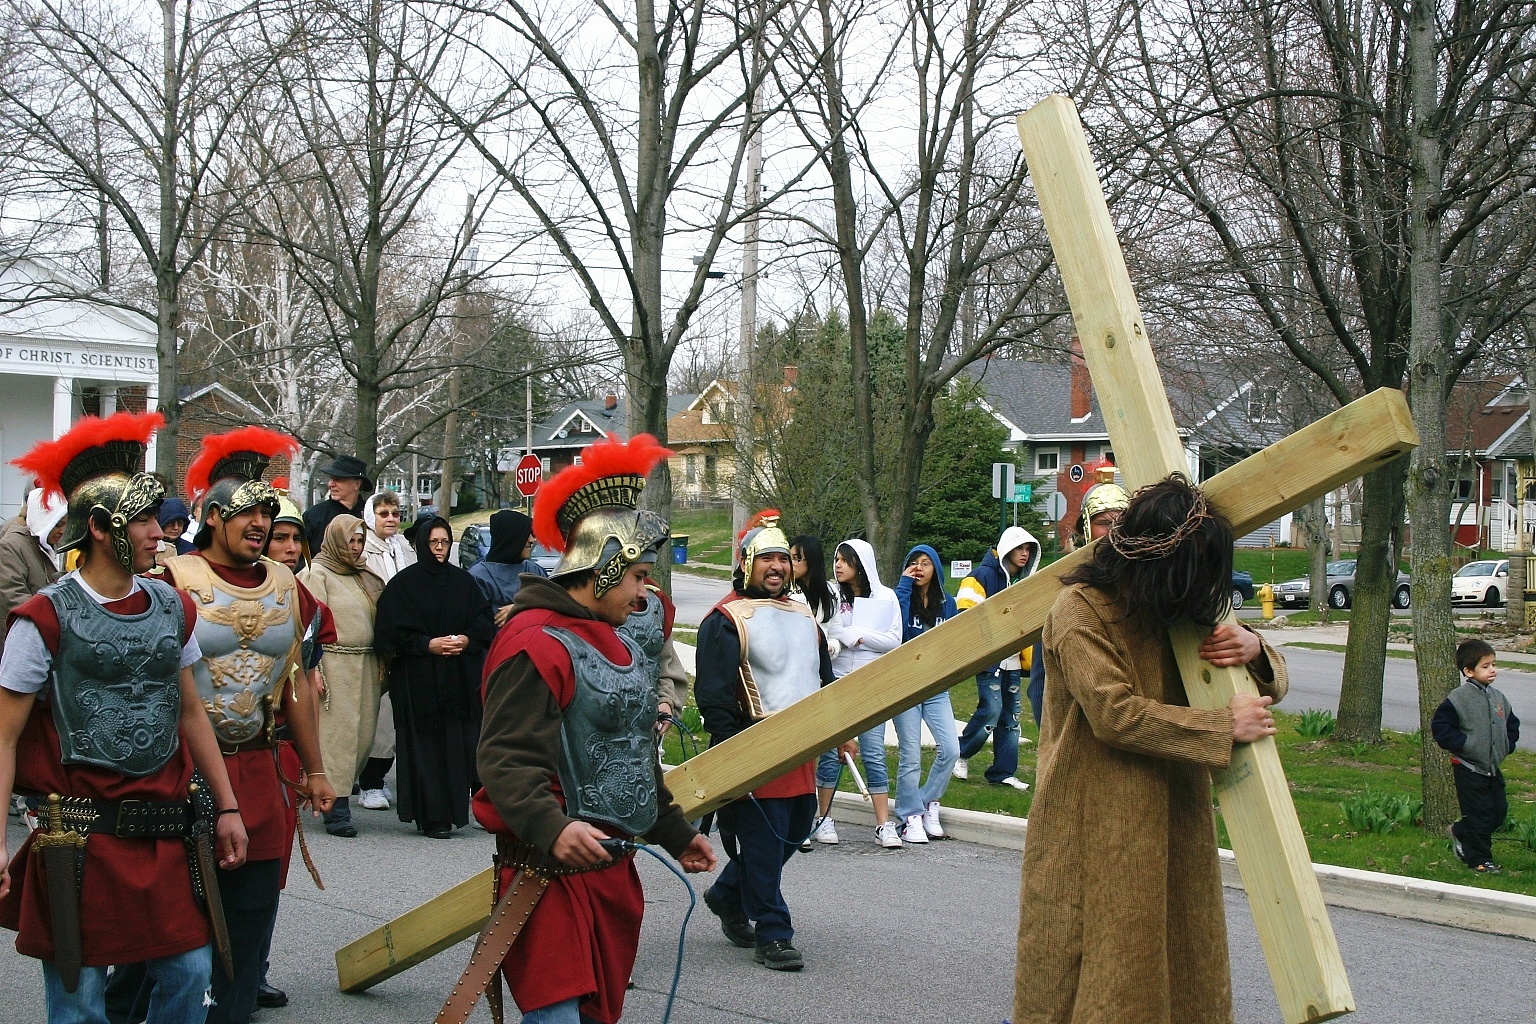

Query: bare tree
0;0;275;474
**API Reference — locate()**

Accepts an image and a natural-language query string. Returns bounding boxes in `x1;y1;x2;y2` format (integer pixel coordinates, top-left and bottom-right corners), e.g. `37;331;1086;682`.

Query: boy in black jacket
1432;639;1520;874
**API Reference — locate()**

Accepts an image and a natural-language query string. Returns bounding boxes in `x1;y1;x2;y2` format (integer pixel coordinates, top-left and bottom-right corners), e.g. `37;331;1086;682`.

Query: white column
100;386;118;414
142;380;158;471
52;377;74;438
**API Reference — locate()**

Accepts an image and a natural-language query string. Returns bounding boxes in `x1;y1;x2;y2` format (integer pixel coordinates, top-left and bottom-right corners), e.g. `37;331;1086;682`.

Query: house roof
668;380;736;445
1452;377;1529;458
532;393;698;451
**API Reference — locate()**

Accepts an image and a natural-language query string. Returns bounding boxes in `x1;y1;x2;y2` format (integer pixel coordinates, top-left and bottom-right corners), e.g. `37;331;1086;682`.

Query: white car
1451;559;1509;606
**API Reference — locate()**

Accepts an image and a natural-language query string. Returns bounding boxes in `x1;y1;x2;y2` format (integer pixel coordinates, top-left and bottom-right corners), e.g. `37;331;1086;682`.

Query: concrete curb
824;792;1536;942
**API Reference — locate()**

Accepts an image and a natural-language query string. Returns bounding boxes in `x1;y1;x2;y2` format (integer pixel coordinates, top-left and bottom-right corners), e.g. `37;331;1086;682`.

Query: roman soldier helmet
185;426;296;549
13;411;165;572
1076;463;1130;546
735;509;790;586
533;433;671;598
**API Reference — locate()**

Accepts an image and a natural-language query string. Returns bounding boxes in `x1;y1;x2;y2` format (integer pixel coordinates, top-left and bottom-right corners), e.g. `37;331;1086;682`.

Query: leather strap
435;870;550;1024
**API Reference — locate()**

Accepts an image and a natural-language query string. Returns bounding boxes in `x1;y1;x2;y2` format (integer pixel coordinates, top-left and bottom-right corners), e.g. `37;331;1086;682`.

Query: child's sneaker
1446;824;1465;863
1474;861;1502;875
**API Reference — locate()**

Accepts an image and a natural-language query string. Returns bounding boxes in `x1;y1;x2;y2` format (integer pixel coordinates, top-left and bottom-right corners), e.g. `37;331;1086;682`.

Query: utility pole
732;2;764;540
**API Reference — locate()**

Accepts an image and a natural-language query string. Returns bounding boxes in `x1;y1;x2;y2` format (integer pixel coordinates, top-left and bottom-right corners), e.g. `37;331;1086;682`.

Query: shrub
1511;811;1536;852
1296;708;1336;740
1340;789;1422;834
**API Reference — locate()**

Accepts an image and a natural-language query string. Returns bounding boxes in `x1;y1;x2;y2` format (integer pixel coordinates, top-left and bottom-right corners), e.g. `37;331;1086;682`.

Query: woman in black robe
374;516;496;838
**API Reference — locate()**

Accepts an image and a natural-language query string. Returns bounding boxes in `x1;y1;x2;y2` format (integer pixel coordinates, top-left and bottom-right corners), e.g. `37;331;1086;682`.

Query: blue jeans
521;997;601;1023
44;946;211;1024
814;720;888;794
957;666;1020;782
892;692;960;820
711;795;815;944
1027;657;1045;727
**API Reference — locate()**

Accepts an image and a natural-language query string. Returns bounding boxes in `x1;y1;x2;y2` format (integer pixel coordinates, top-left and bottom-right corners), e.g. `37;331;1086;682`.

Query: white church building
0;257;159;511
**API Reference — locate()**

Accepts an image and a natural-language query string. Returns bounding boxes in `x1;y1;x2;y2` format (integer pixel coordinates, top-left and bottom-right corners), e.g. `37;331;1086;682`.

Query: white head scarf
26;487;68;561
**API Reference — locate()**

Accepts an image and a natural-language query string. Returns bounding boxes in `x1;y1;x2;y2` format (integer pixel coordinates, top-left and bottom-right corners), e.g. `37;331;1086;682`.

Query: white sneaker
812;817;839;844
358;788;390;810
900;814;929;844
996;777;1030;792
924;801;945;839
875;821;903;848
951;758;969;780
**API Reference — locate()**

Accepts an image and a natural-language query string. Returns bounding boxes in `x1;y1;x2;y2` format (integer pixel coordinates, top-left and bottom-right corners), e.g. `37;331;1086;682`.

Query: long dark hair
907;549;945;627
791;534;834;621
1063;474;1233;631
835;542;871;605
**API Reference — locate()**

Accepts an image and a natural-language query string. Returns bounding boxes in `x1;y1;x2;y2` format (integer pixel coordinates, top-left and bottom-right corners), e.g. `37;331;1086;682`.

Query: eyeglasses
427;538;451;548
376;509;401;519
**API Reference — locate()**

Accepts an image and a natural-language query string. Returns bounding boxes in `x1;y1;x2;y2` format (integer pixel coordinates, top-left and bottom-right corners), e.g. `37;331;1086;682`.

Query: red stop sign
514;453;543;497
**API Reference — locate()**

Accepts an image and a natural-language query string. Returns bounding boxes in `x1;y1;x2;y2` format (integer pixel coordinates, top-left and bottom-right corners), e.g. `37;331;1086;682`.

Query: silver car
1272;559;1411;611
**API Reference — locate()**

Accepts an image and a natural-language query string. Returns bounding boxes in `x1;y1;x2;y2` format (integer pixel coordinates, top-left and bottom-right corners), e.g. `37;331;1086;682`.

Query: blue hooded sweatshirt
893;544;959;643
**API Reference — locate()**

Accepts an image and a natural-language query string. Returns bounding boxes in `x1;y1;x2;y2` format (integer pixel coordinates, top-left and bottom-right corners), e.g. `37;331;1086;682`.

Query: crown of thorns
1107;486;1212;560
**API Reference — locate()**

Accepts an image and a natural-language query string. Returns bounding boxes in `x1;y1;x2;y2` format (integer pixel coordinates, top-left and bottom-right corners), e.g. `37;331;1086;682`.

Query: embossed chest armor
721;598;823;720
616;591;667;666
545;625;659;837
46;576;185;777
166;555;300;747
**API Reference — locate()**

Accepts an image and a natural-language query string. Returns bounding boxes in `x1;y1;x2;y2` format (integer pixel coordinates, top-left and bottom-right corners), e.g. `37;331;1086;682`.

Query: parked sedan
1451;559;1509;607
1272;559;1411;611
1231;570;1255;611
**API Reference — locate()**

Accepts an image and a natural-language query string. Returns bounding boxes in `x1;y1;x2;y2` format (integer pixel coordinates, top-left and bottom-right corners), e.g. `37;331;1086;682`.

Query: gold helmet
13;411;166;573
185;427;296;549
735;509;790;584
1077;465;1130;546
533;434;672;598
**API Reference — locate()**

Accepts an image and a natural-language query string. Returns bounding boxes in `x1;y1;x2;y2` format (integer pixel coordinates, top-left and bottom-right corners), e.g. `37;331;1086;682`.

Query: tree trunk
1407;0;1458;830
1302;495;1329;624
1334;459;1405;743
153;0;181;478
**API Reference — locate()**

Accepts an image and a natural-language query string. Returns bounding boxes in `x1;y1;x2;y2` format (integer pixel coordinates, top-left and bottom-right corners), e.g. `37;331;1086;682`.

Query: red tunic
174;556;326;863
0;584;210;965
471;608;645;1024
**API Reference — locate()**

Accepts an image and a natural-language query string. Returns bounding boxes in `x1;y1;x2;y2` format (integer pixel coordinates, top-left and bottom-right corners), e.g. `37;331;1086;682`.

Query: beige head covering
316;514;384;604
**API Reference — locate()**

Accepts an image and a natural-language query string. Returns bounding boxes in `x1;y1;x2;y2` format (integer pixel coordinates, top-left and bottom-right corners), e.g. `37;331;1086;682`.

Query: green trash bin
671;535;689;565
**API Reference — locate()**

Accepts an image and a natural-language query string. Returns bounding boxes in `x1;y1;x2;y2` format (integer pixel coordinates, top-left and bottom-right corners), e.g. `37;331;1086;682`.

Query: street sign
514;453;543;497
1068;463;1085;483
1045;491;1068;521
991;462;1017;499
1012;482;1033;504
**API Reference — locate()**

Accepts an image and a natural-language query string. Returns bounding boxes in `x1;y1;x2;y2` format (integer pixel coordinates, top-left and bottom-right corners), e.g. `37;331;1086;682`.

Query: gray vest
166;555;300;747
545;625;659;837
721;598;822;720
46;576;184;777
1447;680;1514;776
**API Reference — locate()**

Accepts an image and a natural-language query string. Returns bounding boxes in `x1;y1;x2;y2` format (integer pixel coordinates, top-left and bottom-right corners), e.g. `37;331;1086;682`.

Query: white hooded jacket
361;493;416;583
825;538;903;679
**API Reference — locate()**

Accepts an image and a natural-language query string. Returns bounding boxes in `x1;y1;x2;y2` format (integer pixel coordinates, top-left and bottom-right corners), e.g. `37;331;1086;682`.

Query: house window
578;418;594;433
1248;385;1281;424
1455;468;1475;501
685;454;698;484
704;455;717;488
1101;449;1114;465
1036;449;1059;473
1492;473;1503;499
701;405;713;425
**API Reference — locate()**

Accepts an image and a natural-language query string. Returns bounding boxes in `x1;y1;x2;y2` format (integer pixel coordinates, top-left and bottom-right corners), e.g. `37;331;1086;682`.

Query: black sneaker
256;982;288;1008
754;939;804;971
1474;861;1502;875
703;886;756;948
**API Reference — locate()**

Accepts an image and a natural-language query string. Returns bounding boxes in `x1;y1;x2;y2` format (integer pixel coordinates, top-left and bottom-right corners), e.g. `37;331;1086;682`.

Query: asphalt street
670;571;732;626
4;810;1533;1023
1273;646;1536;751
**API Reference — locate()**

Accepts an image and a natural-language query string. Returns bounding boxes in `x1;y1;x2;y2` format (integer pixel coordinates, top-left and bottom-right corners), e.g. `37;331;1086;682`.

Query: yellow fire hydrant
1259;583;1275;620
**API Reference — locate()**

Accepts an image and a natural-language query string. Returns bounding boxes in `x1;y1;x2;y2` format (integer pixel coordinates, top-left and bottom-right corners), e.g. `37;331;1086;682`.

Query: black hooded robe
373;517;496;830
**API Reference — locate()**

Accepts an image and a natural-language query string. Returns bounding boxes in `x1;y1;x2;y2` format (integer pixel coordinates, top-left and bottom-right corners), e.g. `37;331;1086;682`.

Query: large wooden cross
337;96;1409;1023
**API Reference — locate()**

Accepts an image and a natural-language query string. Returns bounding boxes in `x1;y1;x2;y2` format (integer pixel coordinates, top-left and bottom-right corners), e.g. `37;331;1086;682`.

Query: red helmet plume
533;433;672;552
185;426;296;499
13;411;164;500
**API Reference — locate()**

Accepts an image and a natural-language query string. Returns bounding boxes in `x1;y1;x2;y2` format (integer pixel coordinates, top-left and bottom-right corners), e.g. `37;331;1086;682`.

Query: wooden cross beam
334;387;1413;995
1016;95;1357;1023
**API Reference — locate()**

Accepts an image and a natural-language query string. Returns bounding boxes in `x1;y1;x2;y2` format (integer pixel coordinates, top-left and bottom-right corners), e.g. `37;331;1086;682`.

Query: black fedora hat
317;454;374;493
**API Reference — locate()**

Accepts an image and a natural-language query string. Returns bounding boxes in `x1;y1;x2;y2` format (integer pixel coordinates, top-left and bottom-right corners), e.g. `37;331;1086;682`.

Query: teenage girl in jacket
814;539;904;848
892;544;960;842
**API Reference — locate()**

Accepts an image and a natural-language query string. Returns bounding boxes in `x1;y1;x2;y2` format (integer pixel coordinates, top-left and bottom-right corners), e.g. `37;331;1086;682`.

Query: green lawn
670;506;734;565
665;679;1536;896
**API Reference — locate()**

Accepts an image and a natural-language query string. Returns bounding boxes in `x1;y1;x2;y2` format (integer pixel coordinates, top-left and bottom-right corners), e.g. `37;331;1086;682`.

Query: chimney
603;392;618;412
782;365;799;388
1069;337;1091;421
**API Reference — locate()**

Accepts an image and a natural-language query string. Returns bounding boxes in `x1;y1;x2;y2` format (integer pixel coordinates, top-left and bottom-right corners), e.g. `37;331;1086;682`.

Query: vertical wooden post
1018;95;1355;1024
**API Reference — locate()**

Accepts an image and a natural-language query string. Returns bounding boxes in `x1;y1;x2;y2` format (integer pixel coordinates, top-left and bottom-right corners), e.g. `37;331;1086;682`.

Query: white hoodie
26;488;68;569
825;538;903;679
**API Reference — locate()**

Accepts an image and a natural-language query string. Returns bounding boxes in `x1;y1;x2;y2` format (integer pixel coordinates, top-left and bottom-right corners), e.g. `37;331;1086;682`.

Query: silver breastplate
726;599;823;719
616;592;667;664
171;558;299;746
46;577;184;777
545;625;659;837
